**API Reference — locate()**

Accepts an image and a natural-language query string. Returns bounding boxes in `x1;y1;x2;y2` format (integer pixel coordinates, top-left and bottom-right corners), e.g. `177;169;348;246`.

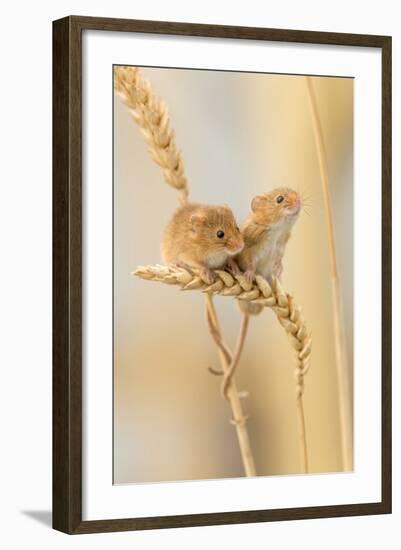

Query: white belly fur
206;249;229;269
256;227;284;279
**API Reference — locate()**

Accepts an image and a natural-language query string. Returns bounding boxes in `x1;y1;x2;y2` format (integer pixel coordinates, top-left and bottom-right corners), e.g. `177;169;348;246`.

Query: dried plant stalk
306;76;352;471
114;66;189;205
134;265;312;473
204;294;256;474
115;65;257;474
205;294;256;476
220;312;250;398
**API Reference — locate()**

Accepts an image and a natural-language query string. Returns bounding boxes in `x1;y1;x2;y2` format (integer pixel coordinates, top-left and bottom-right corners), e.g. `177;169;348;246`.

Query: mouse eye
276;195;284;204
216;230;225;239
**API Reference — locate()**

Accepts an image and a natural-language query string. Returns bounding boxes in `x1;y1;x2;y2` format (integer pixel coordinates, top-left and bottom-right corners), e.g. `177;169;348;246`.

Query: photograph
113;64;354;484
52;15;391;534
1;0;396;546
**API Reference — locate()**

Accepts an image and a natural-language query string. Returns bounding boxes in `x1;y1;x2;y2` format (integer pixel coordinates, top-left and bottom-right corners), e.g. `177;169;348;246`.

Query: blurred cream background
113;67;353;484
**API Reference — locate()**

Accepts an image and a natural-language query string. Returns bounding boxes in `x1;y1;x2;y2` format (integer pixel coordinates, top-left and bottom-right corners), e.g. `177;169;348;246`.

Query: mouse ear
220;204;235;218
251;195;267;212
190;212;207;228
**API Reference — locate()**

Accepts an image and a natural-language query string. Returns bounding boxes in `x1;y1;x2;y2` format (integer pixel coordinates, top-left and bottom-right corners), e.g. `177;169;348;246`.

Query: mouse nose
291;196;301;210
230;238;244;254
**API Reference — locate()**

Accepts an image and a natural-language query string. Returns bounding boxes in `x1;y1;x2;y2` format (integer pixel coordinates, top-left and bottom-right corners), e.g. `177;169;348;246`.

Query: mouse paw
200;267;215;285
274;260;284;280
244;269;255;285
226;257;241;276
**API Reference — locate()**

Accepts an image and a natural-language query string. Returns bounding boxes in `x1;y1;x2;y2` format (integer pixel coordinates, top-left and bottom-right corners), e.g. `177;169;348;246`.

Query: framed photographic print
53;16;392;534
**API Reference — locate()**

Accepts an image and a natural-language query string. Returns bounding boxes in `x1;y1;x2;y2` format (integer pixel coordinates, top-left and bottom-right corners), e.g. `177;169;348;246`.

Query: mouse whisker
301;193;313;203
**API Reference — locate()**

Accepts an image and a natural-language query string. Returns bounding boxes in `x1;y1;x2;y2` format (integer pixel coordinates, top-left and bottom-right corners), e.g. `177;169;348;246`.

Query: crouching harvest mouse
161;202;244;283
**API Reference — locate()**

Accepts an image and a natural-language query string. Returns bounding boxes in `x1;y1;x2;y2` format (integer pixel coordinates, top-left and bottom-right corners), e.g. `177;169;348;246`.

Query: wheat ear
134;265;312;473
114;66;189;205
306;77;352;471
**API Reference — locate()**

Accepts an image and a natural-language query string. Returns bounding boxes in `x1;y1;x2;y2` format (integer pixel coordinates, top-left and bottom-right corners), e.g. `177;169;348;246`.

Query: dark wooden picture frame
53;15;392;534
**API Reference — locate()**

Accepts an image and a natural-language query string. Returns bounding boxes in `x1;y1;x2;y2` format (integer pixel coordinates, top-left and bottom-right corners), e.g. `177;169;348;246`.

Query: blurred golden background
113;67;353;484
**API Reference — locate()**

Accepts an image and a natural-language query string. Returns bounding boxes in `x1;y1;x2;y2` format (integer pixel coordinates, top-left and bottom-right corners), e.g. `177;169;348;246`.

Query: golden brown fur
236;187;301;314
161;202;244;282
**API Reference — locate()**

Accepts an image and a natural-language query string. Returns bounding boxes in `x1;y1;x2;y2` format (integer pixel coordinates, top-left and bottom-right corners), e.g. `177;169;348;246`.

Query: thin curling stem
205;304;233;366
221;313;250;398
205;294;256;477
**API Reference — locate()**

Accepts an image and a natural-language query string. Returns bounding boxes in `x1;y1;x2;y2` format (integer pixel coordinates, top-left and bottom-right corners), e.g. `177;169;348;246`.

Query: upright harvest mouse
219;188;302;399
236;187;302;314
161;202;244;283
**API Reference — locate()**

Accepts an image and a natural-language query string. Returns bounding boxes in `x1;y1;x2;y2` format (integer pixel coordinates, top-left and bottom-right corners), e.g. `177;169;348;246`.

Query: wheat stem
306;76;352;471
221;313;250;399
297;397;309;473
205;294;256;476
205;304;233;366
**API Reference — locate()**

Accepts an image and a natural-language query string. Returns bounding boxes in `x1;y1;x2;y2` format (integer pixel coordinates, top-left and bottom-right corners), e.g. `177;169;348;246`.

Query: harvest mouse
237;187;302;287
220;187;302;398
236;187;301;283
161;202;244;283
